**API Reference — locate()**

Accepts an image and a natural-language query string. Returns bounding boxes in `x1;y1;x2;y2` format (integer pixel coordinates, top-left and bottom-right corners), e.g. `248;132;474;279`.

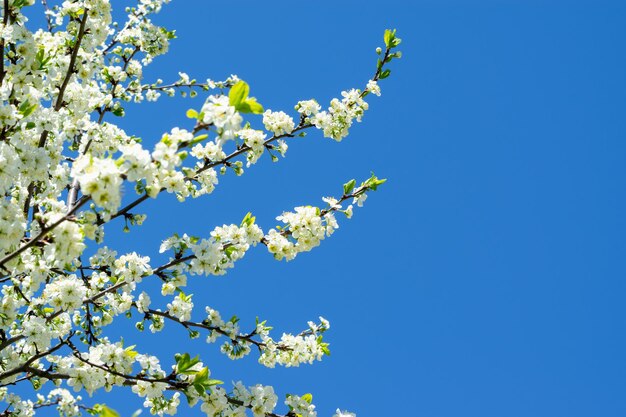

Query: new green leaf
229;81;249;108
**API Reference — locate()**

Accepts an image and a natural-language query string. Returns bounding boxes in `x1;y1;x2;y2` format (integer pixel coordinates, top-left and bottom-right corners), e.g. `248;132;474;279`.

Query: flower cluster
262;110;295;136
238;128;266;166
286;394;317;417
0;198;26;256
257;317;331;368
265;206;338;262
167;293;193;322
113;252;153;286
310;89;370;142
43;389;83;417
42;275;87;312
159;219;263;279
234;383;278;417
71;156;123;213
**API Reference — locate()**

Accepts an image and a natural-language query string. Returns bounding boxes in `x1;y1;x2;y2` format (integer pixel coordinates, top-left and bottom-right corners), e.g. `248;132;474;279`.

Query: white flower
366;79;381;96
344;205;354;218
201;95;242;141
295;99;321;117
137;292;151;313
119;142;152;182
354;193;368;207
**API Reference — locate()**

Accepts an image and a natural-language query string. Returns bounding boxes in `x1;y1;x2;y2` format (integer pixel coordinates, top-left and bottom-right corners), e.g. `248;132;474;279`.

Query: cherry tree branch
102;122;313;226
0;337;70;382
0;196;90;269
40;0;54;32
23;10;90;218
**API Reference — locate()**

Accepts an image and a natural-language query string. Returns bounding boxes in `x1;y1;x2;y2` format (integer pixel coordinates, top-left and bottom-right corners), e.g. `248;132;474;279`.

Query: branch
0;337;69;382
102;122;312;226
52;12;89;113
66;339;184;387
0;196;90;269
23;10;90;217
141;82;216;91
67;46;141;211
138;308;278;351
40;0;53;32
65;340;288;417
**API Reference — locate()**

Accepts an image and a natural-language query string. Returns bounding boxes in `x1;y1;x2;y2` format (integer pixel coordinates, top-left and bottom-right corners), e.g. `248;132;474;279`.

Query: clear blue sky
26;1;626;416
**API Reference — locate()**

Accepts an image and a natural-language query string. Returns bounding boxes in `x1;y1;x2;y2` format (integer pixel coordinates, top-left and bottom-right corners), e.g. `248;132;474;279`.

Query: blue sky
23;1;626;416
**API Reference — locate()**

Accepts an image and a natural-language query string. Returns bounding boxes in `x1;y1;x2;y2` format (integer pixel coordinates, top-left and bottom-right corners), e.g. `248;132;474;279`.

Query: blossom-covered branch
0;1;401;416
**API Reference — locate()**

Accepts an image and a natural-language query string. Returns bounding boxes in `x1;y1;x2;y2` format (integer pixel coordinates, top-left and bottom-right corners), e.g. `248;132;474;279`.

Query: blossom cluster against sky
21;1;626;417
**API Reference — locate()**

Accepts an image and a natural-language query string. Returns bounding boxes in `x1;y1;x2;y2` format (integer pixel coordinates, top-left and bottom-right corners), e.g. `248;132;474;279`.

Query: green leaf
125;345;138;359
195;366;209;381
194;383;205;396
111;106;125;117
317;335;331;356
30;377;41;390
229;81;264;113
241;212;256;227
190;366;222;395
186;109;198;119
246;98;264;114
175;353;201;374
301;393;313;404
379;69;391;79
343;179;356;195
237;97;264;114
18;101;38;118
229;81;249;108
97;405;120;417
384;29;395;48
187;133;208;147
364;173;387;191
321;344;331;356
160;27;177;40
12;0;32;9
207;379;224;386
68;7;85;18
